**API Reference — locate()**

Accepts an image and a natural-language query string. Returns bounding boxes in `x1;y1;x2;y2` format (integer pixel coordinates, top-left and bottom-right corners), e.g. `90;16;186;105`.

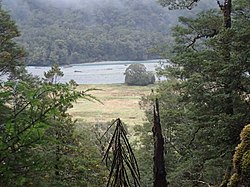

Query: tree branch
186;127;201;148
186;29;218;48
217;0;224;10
186;0;199;10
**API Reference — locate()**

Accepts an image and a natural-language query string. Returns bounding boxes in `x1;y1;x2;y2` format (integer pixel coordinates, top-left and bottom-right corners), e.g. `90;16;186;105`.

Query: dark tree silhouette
152;99;168;187
102;118;141;187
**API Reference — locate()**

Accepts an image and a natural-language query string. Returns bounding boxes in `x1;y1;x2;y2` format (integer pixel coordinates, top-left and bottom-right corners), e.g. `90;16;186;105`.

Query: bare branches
102;118;141;187
186;29;219;48
186;0;199;10
217;0;224;10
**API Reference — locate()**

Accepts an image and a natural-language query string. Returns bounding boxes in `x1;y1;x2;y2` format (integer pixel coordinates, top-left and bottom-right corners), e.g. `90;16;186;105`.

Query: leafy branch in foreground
102;118;141;187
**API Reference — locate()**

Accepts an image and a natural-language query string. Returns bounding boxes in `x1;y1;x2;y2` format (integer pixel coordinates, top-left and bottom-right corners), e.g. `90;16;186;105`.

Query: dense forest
0;0;250;187
138;0;250;186
3;0;214;66
2;0;172;66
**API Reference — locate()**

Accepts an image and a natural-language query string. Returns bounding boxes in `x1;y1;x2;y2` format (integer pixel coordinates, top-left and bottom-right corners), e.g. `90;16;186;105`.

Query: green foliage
0;5;25;77
158;0;201;9
135;0;250;186
0;3;109;187
124;64;155;86
44;63;64;84
0;18;107;184
2;0;177;66
0;70;108;186
133;122;154;187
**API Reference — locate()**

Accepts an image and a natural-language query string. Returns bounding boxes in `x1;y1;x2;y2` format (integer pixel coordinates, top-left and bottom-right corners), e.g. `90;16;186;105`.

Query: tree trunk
223;0;232;28
152;99;168;187
218;1;234;186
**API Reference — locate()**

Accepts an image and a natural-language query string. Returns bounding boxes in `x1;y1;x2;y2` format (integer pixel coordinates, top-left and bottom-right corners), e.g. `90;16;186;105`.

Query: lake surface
26;60;166;84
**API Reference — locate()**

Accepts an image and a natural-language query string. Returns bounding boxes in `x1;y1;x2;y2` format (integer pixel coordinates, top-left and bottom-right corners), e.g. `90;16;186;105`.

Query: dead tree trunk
152;98;168;187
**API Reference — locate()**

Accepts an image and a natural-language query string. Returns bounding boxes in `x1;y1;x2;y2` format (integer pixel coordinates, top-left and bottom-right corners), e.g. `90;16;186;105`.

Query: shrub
124;64;155;86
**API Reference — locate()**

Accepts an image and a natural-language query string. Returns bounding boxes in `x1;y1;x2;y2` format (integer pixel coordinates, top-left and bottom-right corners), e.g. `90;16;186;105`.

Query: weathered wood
152;98;168;187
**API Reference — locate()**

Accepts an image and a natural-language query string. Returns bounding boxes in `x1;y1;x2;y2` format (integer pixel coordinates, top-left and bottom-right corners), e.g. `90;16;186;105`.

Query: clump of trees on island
124;64;155;86
0;0;250;187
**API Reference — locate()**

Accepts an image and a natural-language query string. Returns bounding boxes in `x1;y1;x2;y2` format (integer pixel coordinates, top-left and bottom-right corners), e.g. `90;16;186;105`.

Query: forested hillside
2;0;171;66
3;0;215;66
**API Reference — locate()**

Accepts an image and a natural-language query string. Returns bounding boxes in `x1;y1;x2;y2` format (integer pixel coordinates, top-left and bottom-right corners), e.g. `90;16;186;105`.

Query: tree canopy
137;0;250;186
2;0;217;66
0;4;25;77
0;5;107;186
124;64;155;86
2;0;176;66
1;0;250;186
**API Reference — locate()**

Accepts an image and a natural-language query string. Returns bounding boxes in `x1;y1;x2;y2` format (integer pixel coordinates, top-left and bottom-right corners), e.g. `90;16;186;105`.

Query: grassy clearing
69;84;155;127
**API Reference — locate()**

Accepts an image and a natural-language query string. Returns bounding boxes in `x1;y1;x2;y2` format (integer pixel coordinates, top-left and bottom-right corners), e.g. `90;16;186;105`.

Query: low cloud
3;0;156;10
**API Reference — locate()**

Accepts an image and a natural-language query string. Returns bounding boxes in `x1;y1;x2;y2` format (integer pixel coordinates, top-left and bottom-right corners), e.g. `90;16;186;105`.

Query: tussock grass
69;84;155;126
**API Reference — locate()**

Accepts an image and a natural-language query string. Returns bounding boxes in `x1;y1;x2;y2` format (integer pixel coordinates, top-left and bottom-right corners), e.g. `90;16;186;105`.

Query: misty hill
3;0;212;66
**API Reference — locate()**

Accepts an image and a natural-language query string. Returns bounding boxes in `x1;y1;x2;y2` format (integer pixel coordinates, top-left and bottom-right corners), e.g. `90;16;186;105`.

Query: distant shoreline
27;59;165;67
26;60;166;84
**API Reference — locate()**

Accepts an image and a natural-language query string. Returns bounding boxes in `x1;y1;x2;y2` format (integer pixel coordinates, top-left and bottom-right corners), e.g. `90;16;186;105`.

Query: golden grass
69;84;155;127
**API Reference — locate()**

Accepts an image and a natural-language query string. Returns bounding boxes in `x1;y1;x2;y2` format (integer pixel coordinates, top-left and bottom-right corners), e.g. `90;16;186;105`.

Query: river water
26;60;165;84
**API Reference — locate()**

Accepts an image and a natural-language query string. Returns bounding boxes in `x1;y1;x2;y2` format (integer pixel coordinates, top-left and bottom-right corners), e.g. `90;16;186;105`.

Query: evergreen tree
0;2;25;78
0;5;107;186
143;0;250;186
124;64;155;86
